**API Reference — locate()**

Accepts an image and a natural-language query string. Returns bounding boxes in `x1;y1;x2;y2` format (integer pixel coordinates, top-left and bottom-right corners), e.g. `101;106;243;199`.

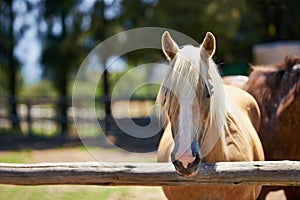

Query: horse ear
162;31;179;61
248;64;255;74
200;32;216;59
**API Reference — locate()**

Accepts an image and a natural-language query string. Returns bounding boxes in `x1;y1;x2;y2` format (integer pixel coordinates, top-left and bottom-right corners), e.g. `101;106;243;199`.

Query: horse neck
200;73;229;162
201;137;228;162
201;112;229;162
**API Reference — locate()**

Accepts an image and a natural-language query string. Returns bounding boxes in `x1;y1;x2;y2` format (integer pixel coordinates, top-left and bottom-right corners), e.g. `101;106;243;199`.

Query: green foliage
0;0;19;95
118;0;300;67
247;0;300;41
37;0;300;99
118;0;254;64
41;0;86;96
4;0;300;100
20;80;58;98
0;64;10;96
110;69;160;99
0;0;23;131
1;0;300;130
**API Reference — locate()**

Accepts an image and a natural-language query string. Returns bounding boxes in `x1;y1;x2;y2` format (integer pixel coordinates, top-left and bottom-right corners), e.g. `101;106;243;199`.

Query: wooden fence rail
0;161;299;186
0;96;157;137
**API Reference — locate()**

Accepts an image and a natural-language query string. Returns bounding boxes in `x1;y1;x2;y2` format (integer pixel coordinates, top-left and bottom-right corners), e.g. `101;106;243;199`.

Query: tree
247;0;300;41
85;0;124;132
118;0;254;64
0;0;21;132
119;0;300;67
89;1;111;117
41;0;85;136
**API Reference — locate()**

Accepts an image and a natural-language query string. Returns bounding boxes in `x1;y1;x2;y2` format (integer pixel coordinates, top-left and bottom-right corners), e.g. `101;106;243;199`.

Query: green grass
0;186;163;200
0;150;33;163
0;186;130;200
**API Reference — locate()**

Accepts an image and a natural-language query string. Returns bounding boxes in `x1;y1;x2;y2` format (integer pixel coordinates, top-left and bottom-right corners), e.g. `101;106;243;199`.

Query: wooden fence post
26;99;32;139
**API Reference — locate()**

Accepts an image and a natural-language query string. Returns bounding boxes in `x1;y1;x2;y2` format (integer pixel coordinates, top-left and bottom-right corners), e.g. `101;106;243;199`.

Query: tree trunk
103;60;111;133
8;0;20;133
58;7;68;137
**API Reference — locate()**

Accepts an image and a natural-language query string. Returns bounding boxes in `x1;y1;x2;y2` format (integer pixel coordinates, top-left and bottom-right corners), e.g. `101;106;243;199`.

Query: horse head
157;31;223;176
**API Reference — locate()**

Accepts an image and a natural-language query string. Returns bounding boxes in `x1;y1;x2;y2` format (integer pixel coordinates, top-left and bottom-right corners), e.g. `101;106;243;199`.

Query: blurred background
1;0;300;140
0;0;299;199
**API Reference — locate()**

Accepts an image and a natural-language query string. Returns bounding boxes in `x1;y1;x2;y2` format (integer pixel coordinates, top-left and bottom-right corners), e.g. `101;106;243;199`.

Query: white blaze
174;86;196;166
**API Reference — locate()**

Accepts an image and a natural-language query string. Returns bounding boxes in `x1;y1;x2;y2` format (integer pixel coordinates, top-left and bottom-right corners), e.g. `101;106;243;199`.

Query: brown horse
157;31;264;200
242;57;300;200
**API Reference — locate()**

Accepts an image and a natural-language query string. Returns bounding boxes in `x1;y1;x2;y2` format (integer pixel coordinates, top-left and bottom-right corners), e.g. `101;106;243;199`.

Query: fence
0;96;74;137
0;96;162;151
0;161;299;186
0;96;157;136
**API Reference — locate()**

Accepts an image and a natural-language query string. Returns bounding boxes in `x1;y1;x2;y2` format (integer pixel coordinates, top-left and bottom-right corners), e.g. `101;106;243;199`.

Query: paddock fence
0;96;156;136
0;96;162;151
0;161;299;186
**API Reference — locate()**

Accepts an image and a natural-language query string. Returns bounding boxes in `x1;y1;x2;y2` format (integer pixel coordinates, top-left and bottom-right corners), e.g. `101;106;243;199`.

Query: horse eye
206;88;212;98
205;83;213;98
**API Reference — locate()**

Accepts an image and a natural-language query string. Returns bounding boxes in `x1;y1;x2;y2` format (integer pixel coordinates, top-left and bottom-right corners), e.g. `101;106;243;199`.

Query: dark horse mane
250;56;300;72
245;56;300;123
280;56;300;69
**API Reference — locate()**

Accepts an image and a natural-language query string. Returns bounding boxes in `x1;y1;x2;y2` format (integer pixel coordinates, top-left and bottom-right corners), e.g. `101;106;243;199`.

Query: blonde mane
157;45;232;157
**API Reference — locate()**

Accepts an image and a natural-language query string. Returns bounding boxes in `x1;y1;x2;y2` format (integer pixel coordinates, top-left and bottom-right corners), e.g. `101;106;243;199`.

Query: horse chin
176;170;198;177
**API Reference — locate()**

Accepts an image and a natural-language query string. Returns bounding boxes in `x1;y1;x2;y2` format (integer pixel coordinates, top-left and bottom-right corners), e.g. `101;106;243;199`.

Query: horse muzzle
172;153;201;177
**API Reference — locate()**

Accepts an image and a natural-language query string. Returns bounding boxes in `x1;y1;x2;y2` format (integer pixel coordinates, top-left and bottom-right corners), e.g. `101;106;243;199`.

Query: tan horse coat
158;85;264;200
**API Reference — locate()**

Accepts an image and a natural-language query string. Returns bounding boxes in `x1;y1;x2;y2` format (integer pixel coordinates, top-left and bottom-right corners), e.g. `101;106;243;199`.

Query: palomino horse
242;57;300;200
156;31;264;200
222;75;248;89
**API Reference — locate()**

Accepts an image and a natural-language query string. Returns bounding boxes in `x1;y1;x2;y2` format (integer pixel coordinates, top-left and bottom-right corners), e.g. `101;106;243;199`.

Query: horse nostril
177;156;196;168
173;160;181;166
172;153;201;176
